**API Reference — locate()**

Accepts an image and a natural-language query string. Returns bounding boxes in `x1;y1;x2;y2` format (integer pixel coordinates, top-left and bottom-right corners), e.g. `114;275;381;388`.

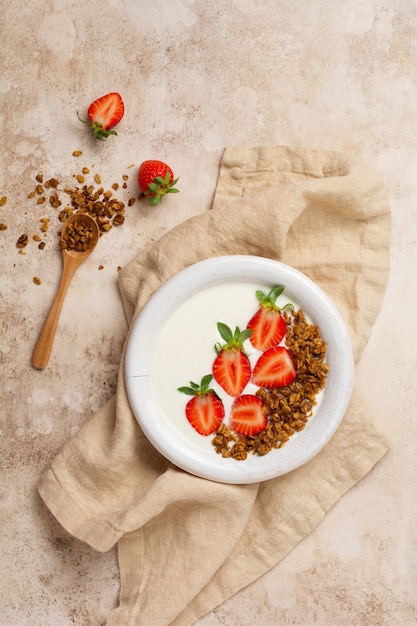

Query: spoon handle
31;265;76;370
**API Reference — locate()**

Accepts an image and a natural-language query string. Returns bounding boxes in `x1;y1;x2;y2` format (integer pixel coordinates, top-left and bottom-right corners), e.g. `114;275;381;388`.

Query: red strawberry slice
230;395;267;436
212;323;253;397
77;92;124;141
178;375;224;436
252;346;296;388
247;286;292;351
248;307;286;351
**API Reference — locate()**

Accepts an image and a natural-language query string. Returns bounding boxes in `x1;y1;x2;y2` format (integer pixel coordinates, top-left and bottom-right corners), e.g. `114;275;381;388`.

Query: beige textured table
1;2;416;625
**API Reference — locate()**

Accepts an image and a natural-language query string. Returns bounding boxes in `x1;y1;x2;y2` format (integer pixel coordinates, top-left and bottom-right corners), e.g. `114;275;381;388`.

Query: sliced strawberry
230;395;267;436
185;395;224;436
247;286;292;351
178;375;224;435
77;92;124;141
213;350;251;397
212;323;252;397
252;346;296;388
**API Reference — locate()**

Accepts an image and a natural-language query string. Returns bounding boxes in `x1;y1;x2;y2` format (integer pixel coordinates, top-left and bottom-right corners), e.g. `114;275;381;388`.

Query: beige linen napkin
38;146;391;626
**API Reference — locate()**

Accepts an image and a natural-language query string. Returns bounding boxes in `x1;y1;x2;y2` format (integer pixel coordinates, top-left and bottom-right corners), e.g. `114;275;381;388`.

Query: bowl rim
125;255;355;484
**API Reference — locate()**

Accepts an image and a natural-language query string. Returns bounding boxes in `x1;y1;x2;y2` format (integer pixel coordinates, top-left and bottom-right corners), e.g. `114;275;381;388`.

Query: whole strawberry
138;160;180;206
77;92;124;141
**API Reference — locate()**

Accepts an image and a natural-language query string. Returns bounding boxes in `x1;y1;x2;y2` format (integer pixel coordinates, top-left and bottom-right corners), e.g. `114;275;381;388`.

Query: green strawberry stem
76;112;117;141
178;374;221;399
256;286;293;312
215;322;252;355
146;172;180;206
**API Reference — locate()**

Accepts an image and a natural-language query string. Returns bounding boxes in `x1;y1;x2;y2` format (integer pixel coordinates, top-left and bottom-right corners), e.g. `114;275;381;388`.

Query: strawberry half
212;323;253;397
252;346;296;388
178;374;224;436
230;395;267;436
77;92;124;141
247;286;292;351
138;160;180;206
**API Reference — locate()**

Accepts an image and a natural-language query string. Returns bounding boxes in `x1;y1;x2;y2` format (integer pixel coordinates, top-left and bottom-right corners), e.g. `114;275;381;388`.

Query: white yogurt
151;281;300;449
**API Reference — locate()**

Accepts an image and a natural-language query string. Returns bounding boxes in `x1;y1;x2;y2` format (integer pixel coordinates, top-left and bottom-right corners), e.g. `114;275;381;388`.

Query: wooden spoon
32;213;100;370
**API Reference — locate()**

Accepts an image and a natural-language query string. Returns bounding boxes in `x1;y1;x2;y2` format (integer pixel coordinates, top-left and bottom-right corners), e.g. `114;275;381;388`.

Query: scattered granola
9;151;136;264
40;217;50;233
4;152;138;287
59;177;126;232
16;234;29;248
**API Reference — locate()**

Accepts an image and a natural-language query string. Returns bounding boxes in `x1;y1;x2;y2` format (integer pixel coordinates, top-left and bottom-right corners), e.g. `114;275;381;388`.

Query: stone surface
1;1;417;625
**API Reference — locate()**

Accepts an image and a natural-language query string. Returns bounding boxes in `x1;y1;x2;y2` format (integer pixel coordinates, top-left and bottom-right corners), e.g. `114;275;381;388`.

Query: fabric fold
38;145;391;625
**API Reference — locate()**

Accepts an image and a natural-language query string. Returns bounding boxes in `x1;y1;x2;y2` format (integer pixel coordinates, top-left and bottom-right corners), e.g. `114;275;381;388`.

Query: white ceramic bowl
125;255;354;484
